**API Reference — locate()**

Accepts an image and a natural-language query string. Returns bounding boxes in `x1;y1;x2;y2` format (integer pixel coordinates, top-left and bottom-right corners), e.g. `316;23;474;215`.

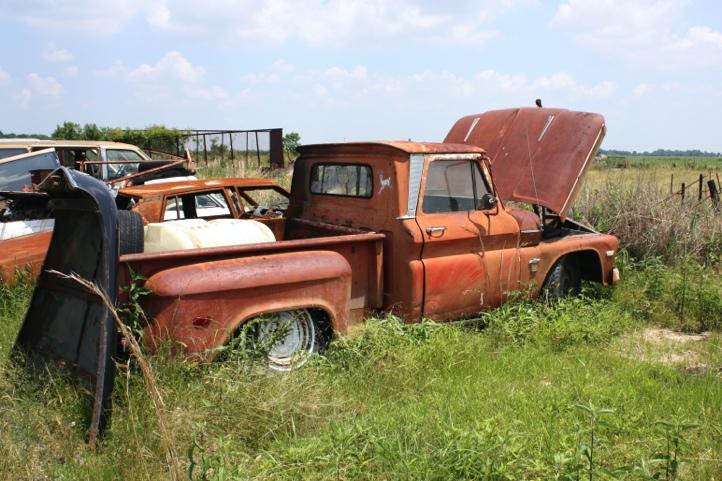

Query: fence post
269;128;284;169
709;180;720;211
202;134;208;165
255;131;261;168
245;132;249;177
698;174;704;201
681;182;685;204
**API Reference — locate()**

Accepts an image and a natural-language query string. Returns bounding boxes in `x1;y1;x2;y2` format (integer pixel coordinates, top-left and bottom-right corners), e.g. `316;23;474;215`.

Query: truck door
416;157;520;319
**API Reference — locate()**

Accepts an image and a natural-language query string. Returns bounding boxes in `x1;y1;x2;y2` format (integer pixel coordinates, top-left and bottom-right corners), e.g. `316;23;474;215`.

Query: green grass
1;162;720;480
1;261;720;480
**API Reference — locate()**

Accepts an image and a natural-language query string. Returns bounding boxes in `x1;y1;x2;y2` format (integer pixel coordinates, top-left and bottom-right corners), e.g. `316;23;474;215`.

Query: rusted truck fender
529;233;619;289
141;250;352;355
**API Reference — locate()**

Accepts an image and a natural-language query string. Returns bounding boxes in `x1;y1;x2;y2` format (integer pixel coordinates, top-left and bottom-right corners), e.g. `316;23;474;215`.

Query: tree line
51;122;183;154
49;122;302;160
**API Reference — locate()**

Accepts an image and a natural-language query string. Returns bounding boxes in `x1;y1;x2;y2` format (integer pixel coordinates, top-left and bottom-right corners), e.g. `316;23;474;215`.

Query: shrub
482;297;633;350
613;256;722;332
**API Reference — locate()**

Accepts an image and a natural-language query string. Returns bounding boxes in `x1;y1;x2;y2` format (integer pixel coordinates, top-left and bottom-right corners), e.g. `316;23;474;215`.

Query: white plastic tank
143;218;276;253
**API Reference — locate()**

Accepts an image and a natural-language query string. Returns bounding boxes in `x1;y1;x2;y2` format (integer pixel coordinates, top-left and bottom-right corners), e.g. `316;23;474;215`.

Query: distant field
597;154;722;171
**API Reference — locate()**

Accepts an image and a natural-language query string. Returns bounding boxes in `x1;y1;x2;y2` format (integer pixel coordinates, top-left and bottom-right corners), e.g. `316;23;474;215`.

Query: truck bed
119;217;385;317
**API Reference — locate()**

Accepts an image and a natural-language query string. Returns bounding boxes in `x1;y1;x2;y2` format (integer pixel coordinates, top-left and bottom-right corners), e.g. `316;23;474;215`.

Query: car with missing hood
0;177;290;283
0;139;195;192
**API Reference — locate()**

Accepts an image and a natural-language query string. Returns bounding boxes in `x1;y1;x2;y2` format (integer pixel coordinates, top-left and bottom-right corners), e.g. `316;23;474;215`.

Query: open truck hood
444;107;605;220
13;167;119;445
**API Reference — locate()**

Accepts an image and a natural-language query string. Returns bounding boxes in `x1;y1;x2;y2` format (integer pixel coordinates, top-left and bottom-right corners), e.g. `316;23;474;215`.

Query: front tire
541;257;581;300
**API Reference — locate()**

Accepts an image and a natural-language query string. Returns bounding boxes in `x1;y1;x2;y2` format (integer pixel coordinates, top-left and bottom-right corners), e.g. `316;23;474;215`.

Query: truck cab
289;139;617;322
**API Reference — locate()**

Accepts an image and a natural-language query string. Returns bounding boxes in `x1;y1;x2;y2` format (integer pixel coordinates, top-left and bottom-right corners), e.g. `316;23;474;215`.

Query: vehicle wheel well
307;308;335;349
565;250;603;283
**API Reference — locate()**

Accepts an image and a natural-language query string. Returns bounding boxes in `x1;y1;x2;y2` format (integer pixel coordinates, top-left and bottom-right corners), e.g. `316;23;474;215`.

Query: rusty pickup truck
15;107;619;439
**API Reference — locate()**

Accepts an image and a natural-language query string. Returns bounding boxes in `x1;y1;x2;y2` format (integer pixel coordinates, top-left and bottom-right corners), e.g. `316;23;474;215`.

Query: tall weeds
575;176;721;264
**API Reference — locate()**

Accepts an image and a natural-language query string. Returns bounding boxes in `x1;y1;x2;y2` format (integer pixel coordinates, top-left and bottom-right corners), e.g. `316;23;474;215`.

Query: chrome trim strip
537;114;555;142
403;153;424;218
464;117;480;142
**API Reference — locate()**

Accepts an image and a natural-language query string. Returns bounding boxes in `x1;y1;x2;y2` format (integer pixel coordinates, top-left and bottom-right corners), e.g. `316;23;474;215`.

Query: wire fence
142;128;285;171
669;172;721;210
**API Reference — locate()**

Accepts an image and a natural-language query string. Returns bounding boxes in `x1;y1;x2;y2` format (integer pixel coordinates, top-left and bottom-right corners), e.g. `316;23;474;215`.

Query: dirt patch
642;328;710;344
616;328;717;375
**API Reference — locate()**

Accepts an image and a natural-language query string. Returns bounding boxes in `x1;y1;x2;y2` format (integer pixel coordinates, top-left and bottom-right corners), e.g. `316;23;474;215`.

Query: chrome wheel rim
256;310;315;371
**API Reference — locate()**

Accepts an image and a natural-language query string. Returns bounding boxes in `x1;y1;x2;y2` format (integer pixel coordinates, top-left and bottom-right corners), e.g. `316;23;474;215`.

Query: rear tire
117;210;144;255
249;309;327;371
541;256;581;300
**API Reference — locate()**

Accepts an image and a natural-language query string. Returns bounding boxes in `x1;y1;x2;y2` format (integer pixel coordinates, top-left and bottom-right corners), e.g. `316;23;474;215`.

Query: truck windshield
105;149;146;180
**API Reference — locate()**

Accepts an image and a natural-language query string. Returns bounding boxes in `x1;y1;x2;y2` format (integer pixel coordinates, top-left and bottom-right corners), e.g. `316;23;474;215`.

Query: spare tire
118;210;144;255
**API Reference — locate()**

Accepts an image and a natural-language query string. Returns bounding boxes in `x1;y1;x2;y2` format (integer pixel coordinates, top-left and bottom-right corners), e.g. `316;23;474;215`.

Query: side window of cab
421;160;491;213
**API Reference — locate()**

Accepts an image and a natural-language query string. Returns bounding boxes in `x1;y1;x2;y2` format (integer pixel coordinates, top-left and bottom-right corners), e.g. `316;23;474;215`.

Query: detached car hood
13;167;119;445
444;107;605;219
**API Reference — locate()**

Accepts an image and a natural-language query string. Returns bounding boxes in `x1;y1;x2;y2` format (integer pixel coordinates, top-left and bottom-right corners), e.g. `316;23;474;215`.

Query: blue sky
1;0;721;150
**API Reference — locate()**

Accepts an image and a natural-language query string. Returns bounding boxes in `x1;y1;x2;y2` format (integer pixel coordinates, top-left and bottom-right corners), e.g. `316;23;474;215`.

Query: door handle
425;226;447;235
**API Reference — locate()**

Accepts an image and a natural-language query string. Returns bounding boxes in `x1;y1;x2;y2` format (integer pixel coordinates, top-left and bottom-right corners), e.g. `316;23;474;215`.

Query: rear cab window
310;163;373;198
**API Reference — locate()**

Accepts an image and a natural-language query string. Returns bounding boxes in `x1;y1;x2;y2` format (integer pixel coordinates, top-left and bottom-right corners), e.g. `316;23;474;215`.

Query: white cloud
553;0;722;69
632;83;655;97
94;60;126;78
325;66;368;80
239;63;618;115
476;69;616;99
270;59;294;74
42;43;73;62
240;72;281;84
664;26;722;67
1;0;523;46
63;66;80;77
0;67;9;82
127;51;204;82
147;0;451;44
429;24;498;46
1;0;147;35
94;51;236;106
16;88;32;108
27;73;64;97
188;85;230;101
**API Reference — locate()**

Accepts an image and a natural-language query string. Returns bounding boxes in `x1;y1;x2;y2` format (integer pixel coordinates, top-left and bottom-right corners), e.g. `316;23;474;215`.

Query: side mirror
477;193;497;211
